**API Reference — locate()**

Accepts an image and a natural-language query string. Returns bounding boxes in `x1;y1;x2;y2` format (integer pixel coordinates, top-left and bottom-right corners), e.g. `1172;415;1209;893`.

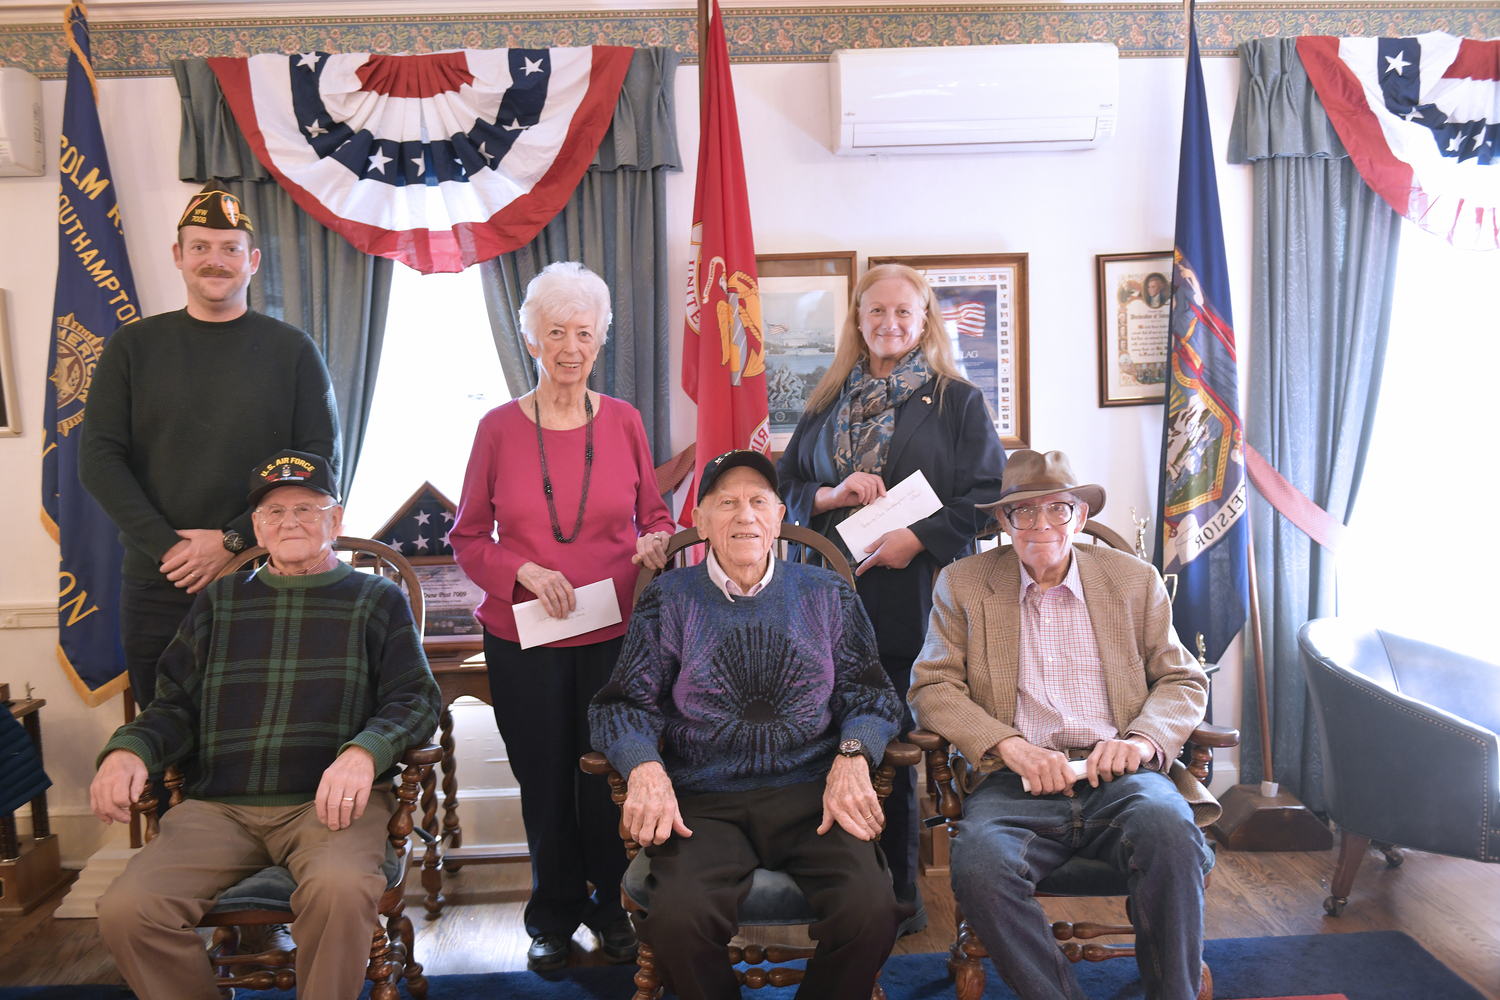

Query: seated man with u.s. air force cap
89;449;439;1000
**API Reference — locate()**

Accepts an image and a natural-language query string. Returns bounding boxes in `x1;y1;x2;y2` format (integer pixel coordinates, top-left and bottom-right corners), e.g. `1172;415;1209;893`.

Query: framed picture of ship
756;252;857;453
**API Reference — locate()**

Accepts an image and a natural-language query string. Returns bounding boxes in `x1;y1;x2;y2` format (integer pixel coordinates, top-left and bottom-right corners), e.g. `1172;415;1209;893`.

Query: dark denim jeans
950;769;1213;1000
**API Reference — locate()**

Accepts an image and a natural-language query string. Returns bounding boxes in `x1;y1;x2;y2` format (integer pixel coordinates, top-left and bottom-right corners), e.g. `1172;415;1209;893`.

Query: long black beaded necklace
535;392;594;544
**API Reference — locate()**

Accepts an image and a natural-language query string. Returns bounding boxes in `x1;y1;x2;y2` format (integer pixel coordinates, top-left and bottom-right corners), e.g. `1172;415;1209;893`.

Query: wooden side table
418;637;529;919
2;696;71;915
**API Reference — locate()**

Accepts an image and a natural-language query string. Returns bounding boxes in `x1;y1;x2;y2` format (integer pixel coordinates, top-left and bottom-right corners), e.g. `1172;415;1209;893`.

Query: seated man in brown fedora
909;449;1215;1000
89;449;440;1000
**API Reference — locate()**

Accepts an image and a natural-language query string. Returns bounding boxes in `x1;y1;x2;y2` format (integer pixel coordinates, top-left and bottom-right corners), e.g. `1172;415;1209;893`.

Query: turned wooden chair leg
1198;958;1213;999
870;969;886;1000
367;922;400;1000
1325;829;1370;916
951;907;987;1000
632;935;663;1000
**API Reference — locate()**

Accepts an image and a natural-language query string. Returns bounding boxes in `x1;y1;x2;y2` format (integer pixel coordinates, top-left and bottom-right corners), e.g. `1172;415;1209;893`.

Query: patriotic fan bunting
208;46;634;273
1298;33;1500;251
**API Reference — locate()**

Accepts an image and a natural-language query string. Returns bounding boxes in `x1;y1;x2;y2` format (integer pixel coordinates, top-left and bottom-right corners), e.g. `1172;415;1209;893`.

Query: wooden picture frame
755;251;857;453
1095;252;1173;408
868;253;1030;450
0;289;21;436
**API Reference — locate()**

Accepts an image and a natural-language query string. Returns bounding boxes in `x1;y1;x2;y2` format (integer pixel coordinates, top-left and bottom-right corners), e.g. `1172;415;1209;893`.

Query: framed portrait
868;253;1030;450
756;251;857;452
0;289;21;436
1095;252;1172;407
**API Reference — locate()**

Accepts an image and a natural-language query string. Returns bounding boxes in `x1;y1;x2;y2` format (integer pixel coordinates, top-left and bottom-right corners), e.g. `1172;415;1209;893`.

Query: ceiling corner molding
0;2;1494;77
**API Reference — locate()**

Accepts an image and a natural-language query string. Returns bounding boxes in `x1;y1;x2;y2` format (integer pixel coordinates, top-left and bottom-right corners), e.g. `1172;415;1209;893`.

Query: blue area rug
0;931;1483;1000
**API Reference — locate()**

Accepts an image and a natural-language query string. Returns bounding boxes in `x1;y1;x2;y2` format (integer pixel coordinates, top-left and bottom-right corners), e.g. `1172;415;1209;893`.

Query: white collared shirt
705;548;775;601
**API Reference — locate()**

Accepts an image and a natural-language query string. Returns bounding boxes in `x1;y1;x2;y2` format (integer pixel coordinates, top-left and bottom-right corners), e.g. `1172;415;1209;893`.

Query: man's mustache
195;266;236;278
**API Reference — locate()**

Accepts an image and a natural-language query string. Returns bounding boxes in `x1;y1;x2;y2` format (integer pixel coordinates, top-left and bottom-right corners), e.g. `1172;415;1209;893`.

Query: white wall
0;52;1249;864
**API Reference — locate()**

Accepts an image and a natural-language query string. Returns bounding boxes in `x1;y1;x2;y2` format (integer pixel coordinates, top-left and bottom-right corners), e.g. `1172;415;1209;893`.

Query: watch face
223;531;246;553
839;739;863;756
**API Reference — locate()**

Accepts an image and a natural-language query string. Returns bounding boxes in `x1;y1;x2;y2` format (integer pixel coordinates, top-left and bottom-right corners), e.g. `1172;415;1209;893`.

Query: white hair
517;261;612;346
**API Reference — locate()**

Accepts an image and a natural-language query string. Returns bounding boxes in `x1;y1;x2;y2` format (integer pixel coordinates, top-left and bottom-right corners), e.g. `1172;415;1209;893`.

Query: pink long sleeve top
452;396;676;647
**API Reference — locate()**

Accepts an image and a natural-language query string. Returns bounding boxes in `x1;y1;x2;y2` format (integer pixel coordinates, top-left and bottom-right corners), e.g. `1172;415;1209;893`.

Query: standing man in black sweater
79;183;342;710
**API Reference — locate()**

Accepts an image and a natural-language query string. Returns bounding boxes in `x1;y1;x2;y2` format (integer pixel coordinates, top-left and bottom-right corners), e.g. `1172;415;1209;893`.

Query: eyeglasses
1004;501;1076;531
254;502;335;525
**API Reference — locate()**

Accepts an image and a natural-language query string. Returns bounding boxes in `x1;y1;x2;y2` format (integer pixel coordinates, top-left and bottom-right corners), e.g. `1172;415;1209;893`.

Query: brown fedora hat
977;449;1106;517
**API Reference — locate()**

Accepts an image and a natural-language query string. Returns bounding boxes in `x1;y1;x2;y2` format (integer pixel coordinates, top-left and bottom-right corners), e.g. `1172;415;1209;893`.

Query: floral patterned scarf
815;348;933;483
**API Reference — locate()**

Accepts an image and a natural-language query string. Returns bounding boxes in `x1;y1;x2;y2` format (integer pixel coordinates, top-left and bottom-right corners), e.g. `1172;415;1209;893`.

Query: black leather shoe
895;883;928;938
527;932;570;972
598;916;639;963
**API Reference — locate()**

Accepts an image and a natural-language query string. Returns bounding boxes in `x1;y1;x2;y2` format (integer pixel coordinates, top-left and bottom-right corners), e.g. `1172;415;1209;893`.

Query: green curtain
173;58;394;502
480;47;681;463
1228;38;1402;810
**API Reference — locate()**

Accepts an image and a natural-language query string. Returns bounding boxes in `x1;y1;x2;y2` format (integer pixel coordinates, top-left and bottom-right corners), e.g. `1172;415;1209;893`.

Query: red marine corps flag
681;0;770;522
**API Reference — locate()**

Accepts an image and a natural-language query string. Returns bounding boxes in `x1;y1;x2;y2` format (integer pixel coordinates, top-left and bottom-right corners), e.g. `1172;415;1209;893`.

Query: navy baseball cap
697;450;779;503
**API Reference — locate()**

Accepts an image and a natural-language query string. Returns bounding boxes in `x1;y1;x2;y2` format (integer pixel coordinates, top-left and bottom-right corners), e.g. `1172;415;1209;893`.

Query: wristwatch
222;529;247;553
837;738;865;760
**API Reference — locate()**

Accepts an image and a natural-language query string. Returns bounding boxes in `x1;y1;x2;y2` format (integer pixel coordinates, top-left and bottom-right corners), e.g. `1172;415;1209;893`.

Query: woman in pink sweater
452;262;675;972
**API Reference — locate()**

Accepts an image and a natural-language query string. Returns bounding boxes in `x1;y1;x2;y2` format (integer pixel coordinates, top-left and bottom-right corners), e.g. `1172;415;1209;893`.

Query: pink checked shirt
1015;554;1165;769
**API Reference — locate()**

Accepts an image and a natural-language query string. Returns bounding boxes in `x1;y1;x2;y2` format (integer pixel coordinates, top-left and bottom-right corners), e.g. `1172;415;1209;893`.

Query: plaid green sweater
100;562;440;806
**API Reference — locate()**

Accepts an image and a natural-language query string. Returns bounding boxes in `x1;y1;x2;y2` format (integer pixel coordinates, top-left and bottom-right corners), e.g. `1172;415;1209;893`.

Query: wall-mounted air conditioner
829;43;1119;155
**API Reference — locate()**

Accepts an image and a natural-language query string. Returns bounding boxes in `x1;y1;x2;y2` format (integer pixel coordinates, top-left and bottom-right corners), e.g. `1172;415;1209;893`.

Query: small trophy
1129;506;1150;562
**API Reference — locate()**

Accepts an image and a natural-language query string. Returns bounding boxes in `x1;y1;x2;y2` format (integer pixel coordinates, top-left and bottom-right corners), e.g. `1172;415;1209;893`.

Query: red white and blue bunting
209;46;633;273
1298;33;1500;251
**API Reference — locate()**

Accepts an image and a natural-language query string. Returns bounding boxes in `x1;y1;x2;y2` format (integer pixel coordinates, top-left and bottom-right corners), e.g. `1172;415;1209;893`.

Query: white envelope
835;470;944;561
513;579;623;650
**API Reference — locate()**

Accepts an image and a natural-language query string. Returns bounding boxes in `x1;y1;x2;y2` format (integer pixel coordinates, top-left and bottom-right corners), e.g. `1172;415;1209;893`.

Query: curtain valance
196;46;635;273
1233;33;1499;250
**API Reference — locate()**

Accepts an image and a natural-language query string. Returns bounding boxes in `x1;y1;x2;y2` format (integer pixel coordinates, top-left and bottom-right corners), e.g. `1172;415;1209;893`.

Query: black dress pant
879;654;919;893
484;631;629;939
119;575;197;709
641;780;902;1000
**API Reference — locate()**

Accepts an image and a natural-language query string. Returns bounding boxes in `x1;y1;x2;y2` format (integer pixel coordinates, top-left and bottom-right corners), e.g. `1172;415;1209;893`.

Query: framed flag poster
756;251;857;453
1096;252;1172;407
869;253;1030;450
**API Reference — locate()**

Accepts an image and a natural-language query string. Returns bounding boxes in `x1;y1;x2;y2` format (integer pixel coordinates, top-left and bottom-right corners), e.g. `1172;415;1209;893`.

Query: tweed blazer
908;542;1220;825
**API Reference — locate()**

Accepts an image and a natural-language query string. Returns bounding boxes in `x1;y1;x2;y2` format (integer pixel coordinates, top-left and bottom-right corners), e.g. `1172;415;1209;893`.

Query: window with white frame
342;264;511;537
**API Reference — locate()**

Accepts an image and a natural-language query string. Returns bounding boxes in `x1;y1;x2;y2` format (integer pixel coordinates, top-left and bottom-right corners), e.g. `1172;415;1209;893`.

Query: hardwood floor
3;840;1498;998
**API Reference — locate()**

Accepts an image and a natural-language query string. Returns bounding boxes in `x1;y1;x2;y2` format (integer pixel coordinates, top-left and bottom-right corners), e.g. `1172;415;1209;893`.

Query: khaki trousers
97;792;394;1000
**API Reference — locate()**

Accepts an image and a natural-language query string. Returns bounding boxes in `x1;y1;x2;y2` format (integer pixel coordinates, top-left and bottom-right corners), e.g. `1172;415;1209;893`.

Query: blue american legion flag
41;1;141;706
1152;13;1249;664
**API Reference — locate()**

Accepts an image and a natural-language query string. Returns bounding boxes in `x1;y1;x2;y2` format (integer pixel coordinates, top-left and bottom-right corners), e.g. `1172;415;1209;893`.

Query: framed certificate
0;289;20;436
756;252;857;453
869;253;1030;450
1096;252;1172;407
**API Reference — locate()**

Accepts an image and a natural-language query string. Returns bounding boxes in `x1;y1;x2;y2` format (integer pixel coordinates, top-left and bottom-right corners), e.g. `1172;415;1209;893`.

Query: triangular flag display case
365;482;482;642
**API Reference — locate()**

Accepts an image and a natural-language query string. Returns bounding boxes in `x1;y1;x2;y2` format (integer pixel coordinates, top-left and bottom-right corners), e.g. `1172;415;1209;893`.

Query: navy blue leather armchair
1298;618;1500;915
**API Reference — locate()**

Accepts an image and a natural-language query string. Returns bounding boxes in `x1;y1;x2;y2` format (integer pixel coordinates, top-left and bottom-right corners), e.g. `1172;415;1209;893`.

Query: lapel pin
922;395;932;404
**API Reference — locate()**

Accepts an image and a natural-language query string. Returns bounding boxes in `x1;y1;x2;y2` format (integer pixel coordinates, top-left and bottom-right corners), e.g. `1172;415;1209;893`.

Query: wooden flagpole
698;0;710;105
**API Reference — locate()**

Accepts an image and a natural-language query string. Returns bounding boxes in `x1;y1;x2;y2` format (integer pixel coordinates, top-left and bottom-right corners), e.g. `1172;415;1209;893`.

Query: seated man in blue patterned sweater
589;450;906;1000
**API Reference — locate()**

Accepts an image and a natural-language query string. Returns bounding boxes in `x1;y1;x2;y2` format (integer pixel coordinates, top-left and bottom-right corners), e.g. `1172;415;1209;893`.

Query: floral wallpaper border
2;3;1496;78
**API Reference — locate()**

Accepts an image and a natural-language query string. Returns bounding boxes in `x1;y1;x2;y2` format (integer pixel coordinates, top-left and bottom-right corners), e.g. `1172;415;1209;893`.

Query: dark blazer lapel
884;378;939;483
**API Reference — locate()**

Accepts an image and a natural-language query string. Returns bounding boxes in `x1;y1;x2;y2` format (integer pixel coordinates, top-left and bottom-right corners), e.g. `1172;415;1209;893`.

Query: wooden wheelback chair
579;523;920;1000
912;522;1240;1000
129;537;443;998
